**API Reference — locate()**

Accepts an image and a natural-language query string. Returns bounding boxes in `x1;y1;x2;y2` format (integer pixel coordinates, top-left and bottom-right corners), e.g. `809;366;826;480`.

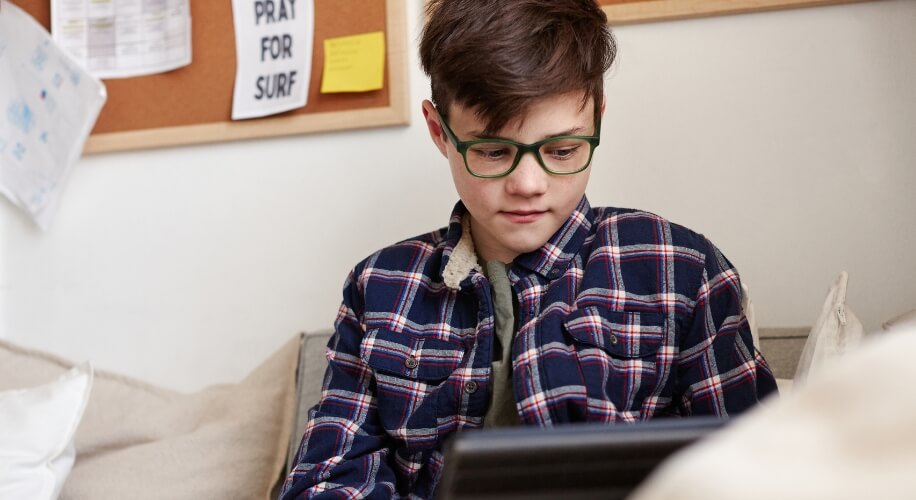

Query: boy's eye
550;147;577;158
545;144;580;160
543;139;589;163
470;144;513;161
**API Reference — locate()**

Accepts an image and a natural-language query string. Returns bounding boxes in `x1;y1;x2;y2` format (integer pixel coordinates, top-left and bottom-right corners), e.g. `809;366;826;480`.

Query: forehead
447;92;595;138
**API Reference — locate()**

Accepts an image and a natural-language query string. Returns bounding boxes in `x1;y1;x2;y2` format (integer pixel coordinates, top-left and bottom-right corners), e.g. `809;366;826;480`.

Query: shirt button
464;381;478;394
609;334;619;345
405;357;419;369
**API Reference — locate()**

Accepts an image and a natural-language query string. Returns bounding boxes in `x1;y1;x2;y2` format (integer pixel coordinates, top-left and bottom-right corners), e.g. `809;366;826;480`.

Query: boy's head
420;0;616;263
420;0;616;134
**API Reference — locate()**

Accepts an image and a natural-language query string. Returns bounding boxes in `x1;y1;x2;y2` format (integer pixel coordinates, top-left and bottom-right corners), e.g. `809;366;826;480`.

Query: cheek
576;170;591;196
449;158;492;208
567;169;591;201
447;154;465;180
549;170;590;208
448;158;470;196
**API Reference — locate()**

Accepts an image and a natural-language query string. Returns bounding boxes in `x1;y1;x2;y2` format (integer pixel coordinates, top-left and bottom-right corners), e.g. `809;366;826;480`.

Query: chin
512;227;559;251
505;238;548;257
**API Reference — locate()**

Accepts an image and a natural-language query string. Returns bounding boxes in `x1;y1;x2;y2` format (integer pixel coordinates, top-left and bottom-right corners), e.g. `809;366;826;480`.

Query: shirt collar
439;196;594;290
512;195;593;280
440;207;481;290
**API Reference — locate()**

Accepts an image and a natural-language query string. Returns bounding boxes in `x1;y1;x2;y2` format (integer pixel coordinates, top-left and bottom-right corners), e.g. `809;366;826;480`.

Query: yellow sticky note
321;31;385;93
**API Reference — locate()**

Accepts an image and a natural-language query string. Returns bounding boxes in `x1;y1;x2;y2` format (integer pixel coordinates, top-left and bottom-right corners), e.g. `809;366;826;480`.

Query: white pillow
0;363;93;500
793;271;864;382
740;281;760;350
883;309;916;333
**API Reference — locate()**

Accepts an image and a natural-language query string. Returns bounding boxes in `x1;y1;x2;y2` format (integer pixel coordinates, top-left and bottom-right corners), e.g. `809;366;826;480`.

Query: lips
501;210;547;224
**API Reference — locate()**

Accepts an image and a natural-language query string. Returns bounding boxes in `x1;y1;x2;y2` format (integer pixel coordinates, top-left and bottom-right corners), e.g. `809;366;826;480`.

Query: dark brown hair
420;0;616;135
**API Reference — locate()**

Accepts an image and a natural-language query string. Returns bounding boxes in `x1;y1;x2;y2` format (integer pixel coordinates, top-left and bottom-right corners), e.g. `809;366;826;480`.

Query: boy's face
423;92;600;263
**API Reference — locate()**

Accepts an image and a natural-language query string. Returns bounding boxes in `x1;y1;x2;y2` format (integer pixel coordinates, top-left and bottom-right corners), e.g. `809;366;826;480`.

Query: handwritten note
321;31;385;93
0;3;106;229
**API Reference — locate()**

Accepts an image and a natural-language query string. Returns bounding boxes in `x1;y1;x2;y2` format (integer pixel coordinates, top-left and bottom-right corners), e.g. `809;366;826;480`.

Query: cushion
0;363;93;500
0;335;300;500
793;271;864;382
757;327;809;380
739;281;760;350
286;330;334;471
883;309;916;333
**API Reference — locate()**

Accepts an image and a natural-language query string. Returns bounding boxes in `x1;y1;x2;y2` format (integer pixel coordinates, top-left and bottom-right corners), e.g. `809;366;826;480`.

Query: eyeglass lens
465;138;591;176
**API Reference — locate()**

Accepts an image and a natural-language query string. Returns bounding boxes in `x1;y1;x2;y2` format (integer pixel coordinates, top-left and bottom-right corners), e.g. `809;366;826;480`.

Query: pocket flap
563;308;665;358
360;328;464;381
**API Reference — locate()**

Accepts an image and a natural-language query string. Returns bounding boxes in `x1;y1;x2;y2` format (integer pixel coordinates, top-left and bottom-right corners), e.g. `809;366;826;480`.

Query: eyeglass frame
435;107;601;179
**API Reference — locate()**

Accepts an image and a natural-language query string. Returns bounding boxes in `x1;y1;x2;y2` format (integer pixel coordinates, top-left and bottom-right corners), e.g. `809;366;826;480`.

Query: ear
422;100;449;158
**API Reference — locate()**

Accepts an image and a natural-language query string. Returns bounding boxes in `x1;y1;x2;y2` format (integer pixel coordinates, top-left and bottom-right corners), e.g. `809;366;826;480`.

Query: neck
469;218;516;264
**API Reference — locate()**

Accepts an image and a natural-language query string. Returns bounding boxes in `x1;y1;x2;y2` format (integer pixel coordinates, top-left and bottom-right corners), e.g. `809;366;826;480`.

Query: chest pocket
360;328;464;450
563;307;667;419
564;308;665;357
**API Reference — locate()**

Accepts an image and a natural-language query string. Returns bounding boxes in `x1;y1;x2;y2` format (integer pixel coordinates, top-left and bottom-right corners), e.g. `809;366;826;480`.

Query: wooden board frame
79;0;410;154
600;0;878;25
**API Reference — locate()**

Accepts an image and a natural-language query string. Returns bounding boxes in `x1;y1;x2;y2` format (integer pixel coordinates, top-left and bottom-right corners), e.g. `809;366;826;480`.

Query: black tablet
437;417;728;500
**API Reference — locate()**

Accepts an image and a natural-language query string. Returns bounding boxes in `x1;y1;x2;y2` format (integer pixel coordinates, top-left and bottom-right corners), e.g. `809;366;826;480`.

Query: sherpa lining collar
442;214;481;290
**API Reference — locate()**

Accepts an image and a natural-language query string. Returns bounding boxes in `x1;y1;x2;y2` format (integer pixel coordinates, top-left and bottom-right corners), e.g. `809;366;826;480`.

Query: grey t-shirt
483;260;521;428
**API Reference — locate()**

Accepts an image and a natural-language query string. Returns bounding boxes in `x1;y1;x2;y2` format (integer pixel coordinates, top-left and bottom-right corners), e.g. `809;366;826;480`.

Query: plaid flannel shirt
282;196;777;499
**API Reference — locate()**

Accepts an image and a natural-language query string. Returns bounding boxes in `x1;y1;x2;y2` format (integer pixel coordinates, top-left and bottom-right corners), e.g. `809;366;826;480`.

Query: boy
282;0;777;498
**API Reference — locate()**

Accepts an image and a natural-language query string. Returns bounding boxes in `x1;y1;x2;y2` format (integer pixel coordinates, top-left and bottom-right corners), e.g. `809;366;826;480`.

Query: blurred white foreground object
631;321;916;500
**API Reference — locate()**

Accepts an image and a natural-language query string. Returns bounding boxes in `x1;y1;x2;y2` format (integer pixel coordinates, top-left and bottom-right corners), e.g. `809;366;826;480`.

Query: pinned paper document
0;3;107;229
51;0;192;79
321;31;385;93
230;0;314;120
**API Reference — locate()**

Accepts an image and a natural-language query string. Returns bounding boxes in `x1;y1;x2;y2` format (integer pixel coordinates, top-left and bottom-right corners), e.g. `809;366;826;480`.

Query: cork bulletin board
599;0;877;25
11;0;409;153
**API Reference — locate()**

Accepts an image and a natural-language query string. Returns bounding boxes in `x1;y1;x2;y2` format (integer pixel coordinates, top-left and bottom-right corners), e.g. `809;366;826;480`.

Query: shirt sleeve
280;270;402;499
675;238;778;416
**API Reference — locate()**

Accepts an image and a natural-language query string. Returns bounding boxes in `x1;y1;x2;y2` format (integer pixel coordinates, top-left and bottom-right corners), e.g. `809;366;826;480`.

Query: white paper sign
0;3;106;229
51;0;192;80
230;0;314;120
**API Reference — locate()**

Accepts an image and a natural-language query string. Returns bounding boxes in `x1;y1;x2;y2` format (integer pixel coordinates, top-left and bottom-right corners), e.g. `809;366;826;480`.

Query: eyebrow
467;126;587;141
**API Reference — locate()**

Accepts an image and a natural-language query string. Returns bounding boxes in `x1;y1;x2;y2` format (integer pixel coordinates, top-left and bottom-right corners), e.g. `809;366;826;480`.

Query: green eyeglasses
436;107;600;179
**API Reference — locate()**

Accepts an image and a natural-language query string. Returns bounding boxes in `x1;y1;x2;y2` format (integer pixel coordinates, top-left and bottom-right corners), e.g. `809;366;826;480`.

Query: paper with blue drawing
0;2;106;229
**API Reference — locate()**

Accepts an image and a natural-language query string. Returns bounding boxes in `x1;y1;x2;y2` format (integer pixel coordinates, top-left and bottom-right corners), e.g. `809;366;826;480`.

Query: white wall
2;0;914;392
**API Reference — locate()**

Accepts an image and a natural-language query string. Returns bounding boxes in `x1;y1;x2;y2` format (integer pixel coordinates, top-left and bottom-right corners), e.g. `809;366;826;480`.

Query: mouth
501;209;547;224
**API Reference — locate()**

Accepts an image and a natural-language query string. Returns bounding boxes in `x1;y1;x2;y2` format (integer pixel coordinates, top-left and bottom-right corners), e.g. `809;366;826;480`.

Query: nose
504;151;548;197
